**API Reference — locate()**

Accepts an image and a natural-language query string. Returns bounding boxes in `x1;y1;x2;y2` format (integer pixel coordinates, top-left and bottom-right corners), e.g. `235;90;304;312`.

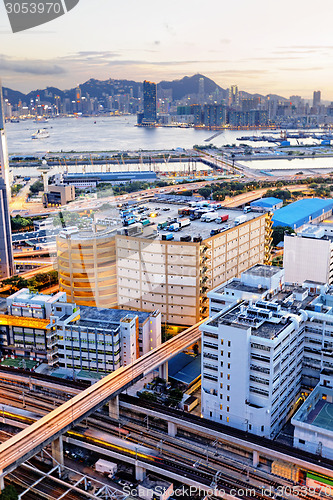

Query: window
220;415;222;420
228;363;230;369
220;404;222;410
299;439;305;444
227;396;230;402
228;352;231;358
261;426;264;432
220;372;223;378
227;385;230;391
227;374;230;380
220;383;223;389
227;417;229;423
220;394;223;399
221;339;224;345
228;341;231;347
221;361;223;367
210;411;212;417
227;406;229;412
249;424;252;430
221;350;224;356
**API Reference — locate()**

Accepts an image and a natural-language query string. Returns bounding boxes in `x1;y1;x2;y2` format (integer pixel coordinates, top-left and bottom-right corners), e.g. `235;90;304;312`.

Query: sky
0;0;333;99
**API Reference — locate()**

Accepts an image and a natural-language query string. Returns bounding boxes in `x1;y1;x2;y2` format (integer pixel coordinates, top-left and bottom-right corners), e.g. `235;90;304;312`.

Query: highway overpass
0;320;203;480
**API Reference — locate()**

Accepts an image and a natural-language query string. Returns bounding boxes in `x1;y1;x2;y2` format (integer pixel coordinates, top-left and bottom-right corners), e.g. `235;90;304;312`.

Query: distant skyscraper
229;85;239;107
198;77;205;103
313;90;321;108
0;82;14;278
143;80;157;123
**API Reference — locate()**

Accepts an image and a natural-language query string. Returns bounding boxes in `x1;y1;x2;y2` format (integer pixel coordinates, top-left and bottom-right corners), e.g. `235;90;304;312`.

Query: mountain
158;73;227;100
3;75;285;106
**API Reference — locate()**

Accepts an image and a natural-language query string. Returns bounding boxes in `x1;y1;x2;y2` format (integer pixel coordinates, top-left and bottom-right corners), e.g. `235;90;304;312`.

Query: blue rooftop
272;198;333;229
168;353;201;385
250;197;282;208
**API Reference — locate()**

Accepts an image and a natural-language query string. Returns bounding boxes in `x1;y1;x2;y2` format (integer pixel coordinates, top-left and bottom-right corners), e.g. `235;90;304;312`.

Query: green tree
0;485;18;500
272;226;295;247
3;275;28;293
197;187;211;199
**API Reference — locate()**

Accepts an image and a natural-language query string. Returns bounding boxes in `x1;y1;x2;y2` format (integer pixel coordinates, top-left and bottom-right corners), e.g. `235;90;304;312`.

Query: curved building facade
57;229;117;308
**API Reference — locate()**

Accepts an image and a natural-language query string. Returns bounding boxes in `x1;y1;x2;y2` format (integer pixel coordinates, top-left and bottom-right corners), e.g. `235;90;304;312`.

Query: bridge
0;321;203;483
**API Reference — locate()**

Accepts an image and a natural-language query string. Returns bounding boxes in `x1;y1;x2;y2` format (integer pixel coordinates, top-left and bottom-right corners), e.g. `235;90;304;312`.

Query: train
68;427;162;463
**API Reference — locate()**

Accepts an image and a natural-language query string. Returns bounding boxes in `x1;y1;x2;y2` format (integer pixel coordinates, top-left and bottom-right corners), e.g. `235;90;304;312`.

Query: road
0;321;203;476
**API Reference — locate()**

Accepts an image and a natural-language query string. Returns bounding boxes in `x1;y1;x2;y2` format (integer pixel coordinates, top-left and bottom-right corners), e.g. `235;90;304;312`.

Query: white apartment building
201;265;333;439
284;225;333;285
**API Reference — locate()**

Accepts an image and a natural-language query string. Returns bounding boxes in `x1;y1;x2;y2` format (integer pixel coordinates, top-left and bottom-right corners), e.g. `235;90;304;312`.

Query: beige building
57;212;272;325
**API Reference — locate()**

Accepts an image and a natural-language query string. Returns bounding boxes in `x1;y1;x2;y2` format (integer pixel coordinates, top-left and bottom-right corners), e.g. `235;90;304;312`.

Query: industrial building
0;289;161;376
272;198;333;230
201;266;333;439
57;203;272;325
250;197;283;211
62;171;157;188
43;184;75;207
284;224;333;285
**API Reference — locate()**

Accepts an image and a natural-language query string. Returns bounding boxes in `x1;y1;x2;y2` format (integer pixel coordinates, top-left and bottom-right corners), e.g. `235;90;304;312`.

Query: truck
169;222;181;231
234;214;247;225
158;221;169;230
216;214;229;224
162;233;174;241
123;217;136;226
141;219;150;226
179;218;190;228
178;208;190;216
243;206;251;213
201;212;219;222
180;235;191;242
95;459;117;476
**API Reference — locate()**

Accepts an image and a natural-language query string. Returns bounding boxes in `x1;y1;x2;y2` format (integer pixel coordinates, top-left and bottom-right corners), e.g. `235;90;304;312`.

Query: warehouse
63;171;157;188
250;197;283;211
272;198;333;229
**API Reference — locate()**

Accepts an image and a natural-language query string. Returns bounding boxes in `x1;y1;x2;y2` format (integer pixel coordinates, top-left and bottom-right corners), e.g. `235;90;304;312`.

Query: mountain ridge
2;74;287;106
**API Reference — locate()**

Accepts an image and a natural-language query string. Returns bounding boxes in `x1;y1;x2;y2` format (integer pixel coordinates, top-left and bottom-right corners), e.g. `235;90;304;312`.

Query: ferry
32;128;50;140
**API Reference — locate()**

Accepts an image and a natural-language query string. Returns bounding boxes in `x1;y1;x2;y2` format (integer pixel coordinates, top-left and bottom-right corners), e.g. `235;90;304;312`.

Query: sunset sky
0;0;332;99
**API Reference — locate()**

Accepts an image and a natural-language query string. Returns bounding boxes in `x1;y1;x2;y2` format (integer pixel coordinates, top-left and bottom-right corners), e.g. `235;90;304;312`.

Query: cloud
0;55;65;74
278;66;324;72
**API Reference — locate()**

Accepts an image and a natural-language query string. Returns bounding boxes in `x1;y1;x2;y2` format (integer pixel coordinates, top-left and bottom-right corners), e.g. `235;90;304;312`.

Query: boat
34;117;49;123
32;128;50;139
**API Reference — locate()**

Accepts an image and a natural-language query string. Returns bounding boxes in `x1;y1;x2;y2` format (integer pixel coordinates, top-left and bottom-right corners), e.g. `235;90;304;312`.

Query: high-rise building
198;77;205;103
229;85;239;107
0;82;14;278
143;80;157;124
313;90;321;108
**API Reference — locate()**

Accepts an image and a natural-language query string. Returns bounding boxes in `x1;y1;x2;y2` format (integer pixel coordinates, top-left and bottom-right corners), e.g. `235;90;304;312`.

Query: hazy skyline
1;0;332;99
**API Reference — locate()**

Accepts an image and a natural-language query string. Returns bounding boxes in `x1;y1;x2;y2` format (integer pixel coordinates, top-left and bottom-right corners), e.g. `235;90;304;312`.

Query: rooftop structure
250;197;283;211
272;198;333;230
168;352;201;386
292;374;333;459
201;265;333;438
